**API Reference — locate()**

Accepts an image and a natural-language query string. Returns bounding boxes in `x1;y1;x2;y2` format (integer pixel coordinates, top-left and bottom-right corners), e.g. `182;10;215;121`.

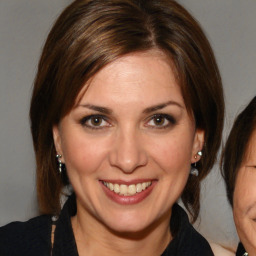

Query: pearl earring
56;154;63;174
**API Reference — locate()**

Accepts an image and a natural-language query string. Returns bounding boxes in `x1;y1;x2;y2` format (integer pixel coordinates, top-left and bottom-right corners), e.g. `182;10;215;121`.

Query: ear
191;129;205;164
52;125;65;163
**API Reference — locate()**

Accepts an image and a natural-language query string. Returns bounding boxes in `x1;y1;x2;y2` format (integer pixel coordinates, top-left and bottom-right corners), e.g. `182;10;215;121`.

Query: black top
236;242;247;256
0;194;213;256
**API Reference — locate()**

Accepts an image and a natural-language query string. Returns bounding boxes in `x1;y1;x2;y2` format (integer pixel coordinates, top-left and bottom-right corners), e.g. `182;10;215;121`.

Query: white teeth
120;184;128;195
109;183;114;191
136;183;142;193
114;184;120;193
103;181;152;196
128;184;136;195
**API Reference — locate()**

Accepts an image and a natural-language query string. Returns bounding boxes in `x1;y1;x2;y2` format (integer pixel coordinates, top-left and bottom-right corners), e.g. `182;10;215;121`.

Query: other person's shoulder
209;242;236;256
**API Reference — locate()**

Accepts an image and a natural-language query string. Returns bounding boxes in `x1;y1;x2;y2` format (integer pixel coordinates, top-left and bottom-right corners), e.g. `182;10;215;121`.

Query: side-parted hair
221;96;256;206
30;0;224;222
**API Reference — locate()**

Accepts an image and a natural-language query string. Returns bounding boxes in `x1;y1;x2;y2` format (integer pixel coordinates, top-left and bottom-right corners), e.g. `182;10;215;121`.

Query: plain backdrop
0;0;255;251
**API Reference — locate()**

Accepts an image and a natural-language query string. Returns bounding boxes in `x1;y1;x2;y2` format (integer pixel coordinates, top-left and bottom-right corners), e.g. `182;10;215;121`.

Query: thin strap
51;224;56;255
51;224;56;249
51;216;58;255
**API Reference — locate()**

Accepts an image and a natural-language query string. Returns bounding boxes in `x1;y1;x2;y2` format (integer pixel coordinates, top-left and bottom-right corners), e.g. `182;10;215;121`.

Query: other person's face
53;51;204;234
233;130;256;255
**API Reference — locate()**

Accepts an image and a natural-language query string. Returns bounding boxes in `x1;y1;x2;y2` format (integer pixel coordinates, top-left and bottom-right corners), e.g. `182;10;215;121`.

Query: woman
222;96;256;256
0;0;224;255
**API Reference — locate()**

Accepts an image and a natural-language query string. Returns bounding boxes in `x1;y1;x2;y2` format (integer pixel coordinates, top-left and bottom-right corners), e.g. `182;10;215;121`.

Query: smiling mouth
102;181;152;196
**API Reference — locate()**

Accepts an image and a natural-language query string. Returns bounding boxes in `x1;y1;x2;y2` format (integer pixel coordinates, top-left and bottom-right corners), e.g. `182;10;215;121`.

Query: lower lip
100;181;156;205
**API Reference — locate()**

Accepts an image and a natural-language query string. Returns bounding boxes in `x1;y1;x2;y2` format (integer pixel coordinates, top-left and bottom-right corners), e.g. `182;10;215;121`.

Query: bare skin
53;50;204;255
233;131;256;256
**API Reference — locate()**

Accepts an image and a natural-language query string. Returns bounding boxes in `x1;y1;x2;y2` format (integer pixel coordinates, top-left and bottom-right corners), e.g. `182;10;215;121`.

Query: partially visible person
222;96;256;256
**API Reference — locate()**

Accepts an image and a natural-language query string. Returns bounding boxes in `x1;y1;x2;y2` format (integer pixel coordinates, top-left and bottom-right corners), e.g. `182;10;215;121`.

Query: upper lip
99;179;157;185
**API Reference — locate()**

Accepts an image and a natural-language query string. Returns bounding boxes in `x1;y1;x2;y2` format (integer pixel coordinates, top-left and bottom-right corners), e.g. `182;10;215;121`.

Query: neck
71;206;172;256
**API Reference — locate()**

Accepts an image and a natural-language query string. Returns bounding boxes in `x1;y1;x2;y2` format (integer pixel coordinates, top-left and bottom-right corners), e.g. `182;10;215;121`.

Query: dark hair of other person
221;96;256;206
30;0;224;222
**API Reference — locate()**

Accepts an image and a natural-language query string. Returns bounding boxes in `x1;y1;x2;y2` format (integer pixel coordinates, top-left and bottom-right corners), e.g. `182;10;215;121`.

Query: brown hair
30;0;224;222
221;96;256;206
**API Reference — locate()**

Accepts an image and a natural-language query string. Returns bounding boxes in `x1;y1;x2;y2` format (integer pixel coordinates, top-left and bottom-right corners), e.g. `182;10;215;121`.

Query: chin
105;221;155;238
110;224;146;234
100;209;166;237
105;216;151;233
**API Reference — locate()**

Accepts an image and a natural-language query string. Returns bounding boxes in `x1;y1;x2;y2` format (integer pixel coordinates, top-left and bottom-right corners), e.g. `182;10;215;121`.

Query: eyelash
79;114;176;130
79;115;110;130
145;114;176;129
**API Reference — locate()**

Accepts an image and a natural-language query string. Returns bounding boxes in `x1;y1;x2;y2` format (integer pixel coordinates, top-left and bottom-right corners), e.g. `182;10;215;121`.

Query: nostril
108;148;148;173
108;131;148;173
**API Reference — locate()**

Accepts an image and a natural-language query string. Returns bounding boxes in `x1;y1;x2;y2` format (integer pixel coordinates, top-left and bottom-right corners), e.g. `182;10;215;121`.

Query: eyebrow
78;100;183;115
78;104;113;115
142;101;184;114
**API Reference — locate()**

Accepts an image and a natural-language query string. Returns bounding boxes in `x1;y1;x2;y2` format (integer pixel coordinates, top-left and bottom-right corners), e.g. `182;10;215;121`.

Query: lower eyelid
80;115;109;126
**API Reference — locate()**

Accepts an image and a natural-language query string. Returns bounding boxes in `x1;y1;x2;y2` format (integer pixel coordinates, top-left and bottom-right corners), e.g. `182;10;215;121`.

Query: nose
109;129;148;173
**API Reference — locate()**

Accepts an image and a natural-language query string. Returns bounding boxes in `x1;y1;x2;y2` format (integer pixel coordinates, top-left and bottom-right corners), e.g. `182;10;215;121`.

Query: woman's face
53;51;204;234
233;130;256;254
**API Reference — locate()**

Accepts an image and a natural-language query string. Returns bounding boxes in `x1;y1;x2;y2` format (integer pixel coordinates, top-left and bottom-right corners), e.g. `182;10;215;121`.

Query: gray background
1;0;255;250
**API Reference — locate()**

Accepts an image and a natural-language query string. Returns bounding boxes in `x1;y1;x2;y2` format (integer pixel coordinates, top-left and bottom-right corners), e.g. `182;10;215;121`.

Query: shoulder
209;242;235;256
181;222;214;255
0;215;52;256
166;204;214;256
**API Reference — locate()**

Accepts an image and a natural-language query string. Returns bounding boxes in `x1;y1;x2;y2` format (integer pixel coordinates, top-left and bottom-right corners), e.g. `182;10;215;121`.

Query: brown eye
80;115;110;130
90;117;103;126
153;115;165;126
146;114;176;129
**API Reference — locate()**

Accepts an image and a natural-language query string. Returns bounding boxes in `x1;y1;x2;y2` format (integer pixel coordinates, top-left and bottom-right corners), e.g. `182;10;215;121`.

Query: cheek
233;185;248;218
61;133;109;175
146;133;193;173
233;174;256;224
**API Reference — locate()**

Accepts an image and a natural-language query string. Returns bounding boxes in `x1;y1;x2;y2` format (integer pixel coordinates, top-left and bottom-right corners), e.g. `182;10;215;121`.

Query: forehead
244;130;256;163
76;50;182;105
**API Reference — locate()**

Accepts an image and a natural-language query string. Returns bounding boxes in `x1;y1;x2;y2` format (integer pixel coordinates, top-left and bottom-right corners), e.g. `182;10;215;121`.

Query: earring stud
197;151;202;156
190;151;202;176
